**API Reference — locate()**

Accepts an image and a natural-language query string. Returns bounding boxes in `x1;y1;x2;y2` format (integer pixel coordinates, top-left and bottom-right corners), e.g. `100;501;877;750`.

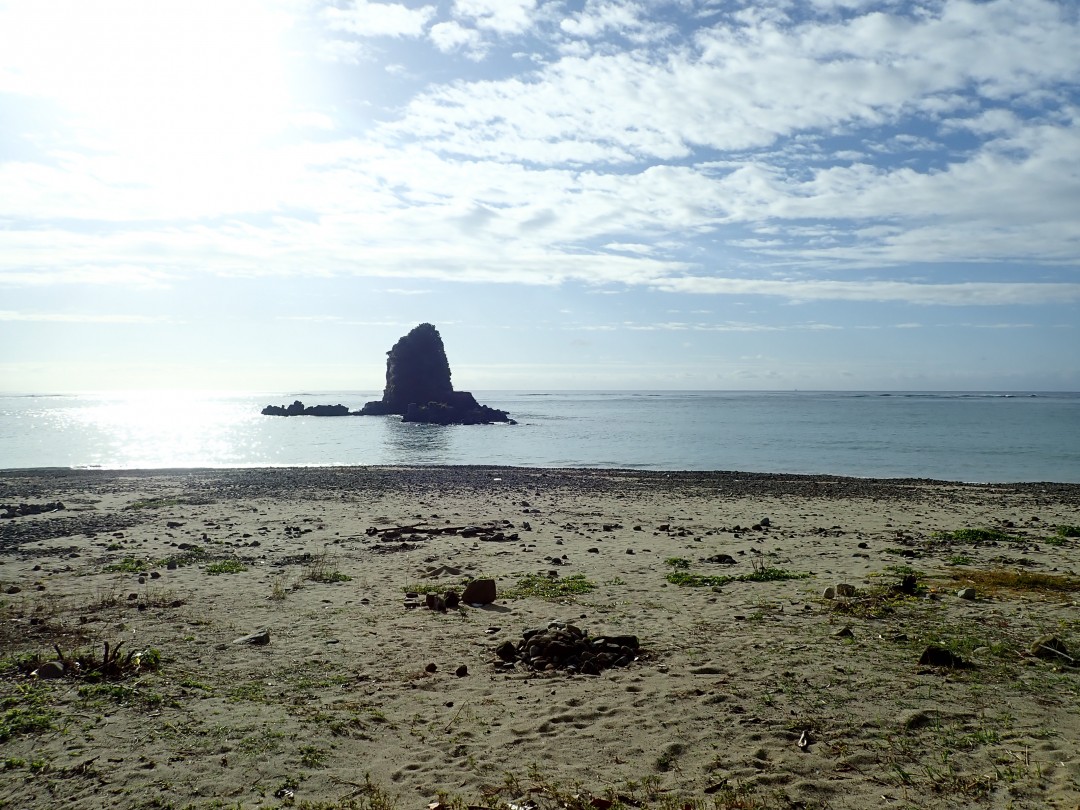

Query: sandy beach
1;466;1079;810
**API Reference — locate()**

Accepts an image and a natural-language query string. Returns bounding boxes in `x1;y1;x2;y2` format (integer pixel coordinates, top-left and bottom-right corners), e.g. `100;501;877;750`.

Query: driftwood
51;640;150;680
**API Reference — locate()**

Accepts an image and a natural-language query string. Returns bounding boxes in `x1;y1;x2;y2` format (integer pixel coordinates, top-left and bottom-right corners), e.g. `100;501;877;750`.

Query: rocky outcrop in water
360;323;513;425
260;400;352;417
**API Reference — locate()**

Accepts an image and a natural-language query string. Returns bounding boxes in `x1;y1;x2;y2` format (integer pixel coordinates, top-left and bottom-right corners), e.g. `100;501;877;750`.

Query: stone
455;665;468;677
260;400;352;417
759;517;771;527
359;323;513;425
461;578;497;605
497;625;641;675
233;629;271;646
822;586;836;600
918;644;969;669
425;593;446;612
832;625;854;638
444;590;460;609
425;662;438;673
1030;634;1074;664
34;660;65;679
265;404;329;417
957;587;977;600
835;583;857;597
706;554;737;565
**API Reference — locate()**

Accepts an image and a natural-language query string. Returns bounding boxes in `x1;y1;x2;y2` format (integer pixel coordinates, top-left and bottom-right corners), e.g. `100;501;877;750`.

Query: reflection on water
384;418;452;463
67;392;261;468
2;390;1078;481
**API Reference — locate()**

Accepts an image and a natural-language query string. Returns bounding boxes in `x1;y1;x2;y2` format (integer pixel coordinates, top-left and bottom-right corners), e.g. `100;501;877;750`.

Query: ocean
1;390;1078;483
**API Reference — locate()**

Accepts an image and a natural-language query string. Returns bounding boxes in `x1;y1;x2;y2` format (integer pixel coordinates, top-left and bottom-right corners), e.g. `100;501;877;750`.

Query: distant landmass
261;323;514;425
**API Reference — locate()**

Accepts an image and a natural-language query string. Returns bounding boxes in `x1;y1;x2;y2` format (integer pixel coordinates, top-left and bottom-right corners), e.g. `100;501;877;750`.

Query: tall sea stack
360;324;513;425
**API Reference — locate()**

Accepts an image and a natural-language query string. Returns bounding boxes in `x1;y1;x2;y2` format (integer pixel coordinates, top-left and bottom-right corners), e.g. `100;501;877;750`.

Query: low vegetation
946;567;1080;596
502;573;597;600
665;558;810;588
205;559;246;575
932;528;1015;543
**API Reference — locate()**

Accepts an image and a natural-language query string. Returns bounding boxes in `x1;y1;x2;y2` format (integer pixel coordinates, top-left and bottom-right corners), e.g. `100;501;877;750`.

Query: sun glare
3;0;297;190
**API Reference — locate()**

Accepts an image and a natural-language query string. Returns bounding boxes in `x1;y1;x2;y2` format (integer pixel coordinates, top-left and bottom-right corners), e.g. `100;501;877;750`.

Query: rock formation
360;323;513;425
260;400;351;417
259;323;512;424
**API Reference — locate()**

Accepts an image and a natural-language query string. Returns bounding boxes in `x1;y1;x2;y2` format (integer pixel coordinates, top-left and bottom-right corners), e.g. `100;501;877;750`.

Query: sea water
1;391;1078;483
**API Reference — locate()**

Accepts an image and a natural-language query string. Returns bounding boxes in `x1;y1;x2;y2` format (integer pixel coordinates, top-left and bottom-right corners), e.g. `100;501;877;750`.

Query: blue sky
1;0;1078;392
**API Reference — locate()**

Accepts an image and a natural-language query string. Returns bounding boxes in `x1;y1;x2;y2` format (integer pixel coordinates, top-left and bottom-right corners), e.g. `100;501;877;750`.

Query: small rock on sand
461;578;496;605
233;629;271;646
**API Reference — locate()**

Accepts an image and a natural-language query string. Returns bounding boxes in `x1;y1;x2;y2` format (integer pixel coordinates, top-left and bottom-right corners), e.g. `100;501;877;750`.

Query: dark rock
425;593;446;612
1;501;65;519
34;660;66;679
358;323;513;424
705;554;737;565
462;578;497;605
957;587;977;600
425;662;438;673
496;641;518;661
261;400;353;417
918;644;970;668
455;665;468;677
444;590;460;609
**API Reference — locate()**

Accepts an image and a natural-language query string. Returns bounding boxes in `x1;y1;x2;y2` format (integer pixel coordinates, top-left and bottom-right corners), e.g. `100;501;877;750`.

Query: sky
0;0;1078;393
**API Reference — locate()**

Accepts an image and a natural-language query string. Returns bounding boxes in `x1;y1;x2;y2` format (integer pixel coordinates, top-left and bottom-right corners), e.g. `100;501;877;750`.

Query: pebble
34;661;65;679
233;629;271;646
957;587;976;600
918;644;969;669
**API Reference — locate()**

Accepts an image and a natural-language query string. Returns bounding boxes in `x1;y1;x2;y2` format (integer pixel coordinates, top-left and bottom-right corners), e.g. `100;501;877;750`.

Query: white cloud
430;20;487;58
390;0;1080;164
652;278;1080;306
323;1;436;38
453;0;538;35
560;1;675;43
0;310;172;323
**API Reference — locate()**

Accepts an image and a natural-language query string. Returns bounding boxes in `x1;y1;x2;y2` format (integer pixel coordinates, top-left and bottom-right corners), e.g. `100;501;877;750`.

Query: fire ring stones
495;622;641;675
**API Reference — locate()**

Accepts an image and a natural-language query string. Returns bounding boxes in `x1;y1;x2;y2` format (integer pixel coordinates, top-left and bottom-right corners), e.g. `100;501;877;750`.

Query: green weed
0;683;56;741
502;574;596;600
206;559;246;575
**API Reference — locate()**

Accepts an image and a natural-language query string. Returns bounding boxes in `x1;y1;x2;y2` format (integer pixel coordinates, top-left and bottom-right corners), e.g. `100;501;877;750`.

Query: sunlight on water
65;391;261;468
2;389;1078;481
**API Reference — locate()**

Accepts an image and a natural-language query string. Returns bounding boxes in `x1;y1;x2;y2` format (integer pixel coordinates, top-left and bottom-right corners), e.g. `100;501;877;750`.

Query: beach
2;466;1079;809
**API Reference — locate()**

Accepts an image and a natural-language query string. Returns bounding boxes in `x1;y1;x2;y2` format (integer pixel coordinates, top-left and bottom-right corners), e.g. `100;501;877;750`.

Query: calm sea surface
1;391;1078;483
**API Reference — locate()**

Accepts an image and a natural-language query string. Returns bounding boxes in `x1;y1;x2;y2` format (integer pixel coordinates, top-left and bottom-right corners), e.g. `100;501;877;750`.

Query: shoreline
2;467;1078;808
7;463;1080;493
